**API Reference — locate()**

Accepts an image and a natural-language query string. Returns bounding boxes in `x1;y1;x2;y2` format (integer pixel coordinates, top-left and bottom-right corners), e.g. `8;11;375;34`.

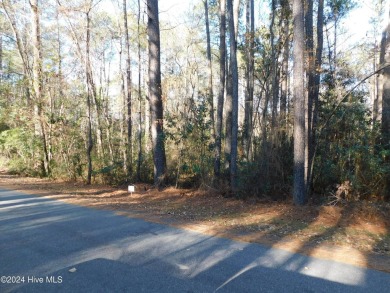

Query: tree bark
214;0;226;179
380;10;390;137
123;0;133;177
85;8;94;185
31;0;50;177
372;0;386;124
0;33;2;83
2;0;30;78
293;0;306;205
224;62;233;171
373;48;381;123
307;0;324;194
227;0;239;193
119;30;128;174
3;0;32;103
137;0;143;182
233;0;240;38
243;0;254;160
204;0;215;137
280;0;291;137
270;0;278;134
147;0;166;187
380;8;390;199
305;0;314;195
224;0;240;171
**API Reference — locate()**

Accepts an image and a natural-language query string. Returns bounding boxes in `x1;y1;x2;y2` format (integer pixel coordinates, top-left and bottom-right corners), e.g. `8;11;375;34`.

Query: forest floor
1;172;389;273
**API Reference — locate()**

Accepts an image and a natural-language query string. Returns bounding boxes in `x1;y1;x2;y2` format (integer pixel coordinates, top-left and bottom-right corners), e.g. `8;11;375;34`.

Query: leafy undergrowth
1;173;389;273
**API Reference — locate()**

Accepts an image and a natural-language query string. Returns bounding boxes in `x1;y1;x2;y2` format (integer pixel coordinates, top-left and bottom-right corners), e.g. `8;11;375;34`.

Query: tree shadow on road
1;178;390;292
2;191;386;293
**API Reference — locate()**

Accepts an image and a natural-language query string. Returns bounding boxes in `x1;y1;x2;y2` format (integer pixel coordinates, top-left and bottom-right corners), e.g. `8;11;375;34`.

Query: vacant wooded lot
1;0;390;278
1;0;389;202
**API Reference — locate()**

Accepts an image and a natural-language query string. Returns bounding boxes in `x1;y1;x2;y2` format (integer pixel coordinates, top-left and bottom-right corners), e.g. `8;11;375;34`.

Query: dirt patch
1;173;389;273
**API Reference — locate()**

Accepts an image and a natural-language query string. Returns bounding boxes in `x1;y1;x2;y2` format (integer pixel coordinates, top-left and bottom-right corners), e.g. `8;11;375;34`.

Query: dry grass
1;173;389;273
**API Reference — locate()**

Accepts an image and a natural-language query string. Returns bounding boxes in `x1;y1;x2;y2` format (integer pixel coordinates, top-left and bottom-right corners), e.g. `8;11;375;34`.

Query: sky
159;0;389;45
159;0;191;14
159;0;193;23
344;0;389;43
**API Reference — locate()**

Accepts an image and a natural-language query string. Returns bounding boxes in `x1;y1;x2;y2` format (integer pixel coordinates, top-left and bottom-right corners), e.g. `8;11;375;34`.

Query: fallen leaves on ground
1;174;389;273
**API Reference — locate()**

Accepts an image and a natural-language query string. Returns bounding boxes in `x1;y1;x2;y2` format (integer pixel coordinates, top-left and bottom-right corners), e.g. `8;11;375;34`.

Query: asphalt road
1;188;389;293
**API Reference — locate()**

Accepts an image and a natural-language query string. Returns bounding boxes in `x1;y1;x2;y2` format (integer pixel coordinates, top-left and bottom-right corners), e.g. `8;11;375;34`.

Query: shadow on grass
206;201;390;273
118;188;390;273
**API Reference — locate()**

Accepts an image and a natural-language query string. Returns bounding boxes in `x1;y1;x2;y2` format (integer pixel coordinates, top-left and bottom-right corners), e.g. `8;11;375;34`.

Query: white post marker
128;185;135;195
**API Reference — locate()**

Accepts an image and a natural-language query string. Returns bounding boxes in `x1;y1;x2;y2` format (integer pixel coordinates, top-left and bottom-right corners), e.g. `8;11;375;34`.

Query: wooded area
0;0;389;205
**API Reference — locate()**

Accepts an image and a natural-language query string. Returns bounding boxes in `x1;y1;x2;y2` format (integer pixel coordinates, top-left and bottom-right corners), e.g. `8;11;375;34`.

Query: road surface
1;188;389;292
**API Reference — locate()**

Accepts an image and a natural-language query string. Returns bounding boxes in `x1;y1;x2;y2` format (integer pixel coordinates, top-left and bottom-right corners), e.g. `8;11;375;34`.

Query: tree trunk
308;0;324;194
293;0;306;205
214;0;226;179
305;0;314;195
86;96;93;185
56;2;64;106
225;0;240;171
147;0;166;187
372;0;385;124
137;0;143;182
380;8;390;199
280;0;291;138
80;6;102;161
333;13;338;82
270;0;278;134
2;0;30;79
227;0;239;193
91;79;103;157
31;0;50;177
243;0;254;160
86;9;94;185
100;56;114;165
233;0;240;38
204;0;215;137
224;63;233;171
119;33;128;174
0;34;2;83
123;0;133;178
373;47;381;123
